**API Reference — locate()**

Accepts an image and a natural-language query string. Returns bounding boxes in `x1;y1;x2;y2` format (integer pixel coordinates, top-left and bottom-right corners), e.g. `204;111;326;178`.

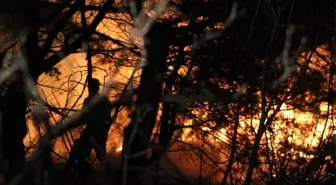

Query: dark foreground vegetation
0;0;335;185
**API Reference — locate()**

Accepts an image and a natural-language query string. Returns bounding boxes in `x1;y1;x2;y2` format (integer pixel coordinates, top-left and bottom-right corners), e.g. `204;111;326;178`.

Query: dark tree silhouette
0;1;334;185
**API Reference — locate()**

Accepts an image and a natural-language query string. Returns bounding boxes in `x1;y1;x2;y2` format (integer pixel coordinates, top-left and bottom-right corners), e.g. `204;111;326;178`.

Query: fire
18;2;334;182
116;145;123;152
172;45;335;181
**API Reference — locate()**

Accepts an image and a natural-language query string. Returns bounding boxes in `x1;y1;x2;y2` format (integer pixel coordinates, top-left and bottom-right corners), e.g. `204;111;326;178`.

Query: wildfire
22;46;335;181
18;2;335;183
116;145;123;152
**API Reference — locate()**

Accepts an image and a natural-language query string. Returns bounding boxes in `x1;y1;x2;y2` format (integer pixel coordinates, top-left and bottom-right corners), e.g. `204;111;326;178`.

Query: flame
116;145;123;152
19;3;335;182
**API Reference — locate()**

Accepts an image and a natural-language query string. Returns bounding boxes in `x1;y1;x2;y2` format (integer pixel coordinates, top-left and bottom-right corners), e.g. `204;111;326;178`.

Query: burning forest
0;0;335;185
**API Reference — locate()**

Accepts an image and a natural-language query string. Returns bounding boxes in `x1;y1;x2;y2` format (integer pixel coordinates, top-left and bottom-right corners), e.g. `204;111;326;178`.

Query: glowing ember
116;145;123;152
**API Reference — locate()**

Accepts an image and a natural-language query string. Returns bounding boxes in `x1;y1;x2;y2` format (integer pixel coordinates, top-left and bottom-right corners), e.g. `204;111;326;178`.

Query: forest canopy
0;0;335;185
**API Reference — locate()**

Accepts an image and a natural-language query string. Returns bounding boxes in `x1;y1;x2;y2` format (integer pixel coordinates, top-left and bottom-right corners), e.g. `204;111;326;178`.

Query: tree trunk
0;29;42;183
121;22;169;185
221;107;240;185
0;80;28;182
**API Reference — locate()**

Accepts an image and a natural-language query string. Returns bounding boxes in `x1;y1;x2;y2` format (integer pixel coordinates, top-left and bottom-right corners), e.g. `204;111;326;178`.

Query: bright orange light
20;5;335;182
116;145;123;152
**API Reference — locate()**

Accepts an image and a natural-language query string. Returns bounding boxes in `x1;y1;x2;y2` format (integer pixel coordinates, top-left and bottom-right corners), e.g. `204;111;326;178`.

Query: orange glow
116;145;123;152
20;2;335;182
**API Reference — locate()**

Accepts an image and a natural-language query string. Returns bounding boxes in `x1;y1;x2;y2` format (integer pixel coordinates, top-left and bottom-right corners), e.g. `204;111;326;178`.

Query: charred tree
121;21;170;185
0;12;42;182
0;79;28;182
